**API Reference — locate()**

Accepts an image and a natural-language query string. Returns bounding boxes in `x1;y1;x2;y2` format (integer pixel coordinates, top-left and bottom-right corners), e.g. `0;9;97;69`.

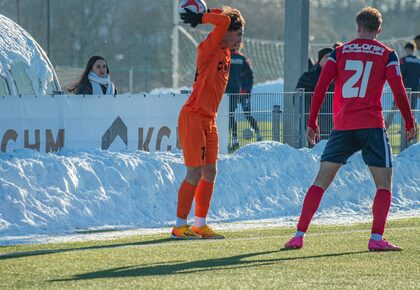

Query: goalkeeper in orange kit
172;6;245;239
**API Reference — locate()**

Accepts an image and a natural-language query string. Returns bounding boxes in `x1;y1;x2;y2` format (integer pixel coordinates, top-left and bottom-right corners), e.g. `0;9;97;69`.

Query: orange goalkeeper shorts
178;106;219;167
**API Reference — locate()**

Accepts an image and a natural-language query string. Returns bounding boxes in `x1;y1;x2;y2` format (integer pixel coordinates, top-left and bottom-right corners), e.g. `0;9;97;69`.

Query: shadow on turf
0;237;174;260
51;250;368;282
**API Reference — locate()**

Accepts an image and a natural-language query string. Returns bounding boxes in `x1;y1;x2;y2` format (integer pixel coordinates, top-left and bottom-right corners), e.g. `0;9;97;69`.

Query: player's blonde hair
356;7;382;33
222;6;245;31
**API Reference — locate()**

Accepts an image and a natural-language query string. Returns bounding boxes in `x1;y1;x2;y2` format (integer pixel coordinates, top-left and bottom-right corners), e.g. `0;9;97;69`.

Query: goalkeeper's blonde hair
222;6;245;31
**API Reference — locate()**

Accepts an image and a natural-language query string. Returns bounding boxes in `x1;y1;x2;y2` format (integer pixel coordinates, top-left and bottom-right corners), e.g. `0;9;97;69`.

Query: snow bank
0;142;418;242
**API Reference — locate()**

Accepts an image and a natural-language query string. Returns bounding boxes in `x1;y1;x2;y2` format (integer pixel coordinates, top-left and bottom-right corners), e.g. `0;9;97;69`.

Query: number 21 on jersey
342;60;373;98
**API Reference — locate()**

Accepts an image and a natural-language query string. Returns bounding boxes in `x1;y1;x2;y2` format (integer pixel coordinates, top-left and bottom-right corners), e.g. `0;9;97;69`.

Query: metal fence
183;29;414;90
228;91;419;153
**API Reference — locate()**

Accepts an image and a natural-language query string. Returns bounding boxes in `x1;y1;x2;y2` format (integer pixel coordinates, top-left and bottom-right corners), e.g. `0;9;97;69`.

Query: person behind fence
172;6;245;240
226;43;261;149
414;35;420;54
296;47;334;141
284;7;416;251
400;42;420;109
308;57;315;71
68;55;117;95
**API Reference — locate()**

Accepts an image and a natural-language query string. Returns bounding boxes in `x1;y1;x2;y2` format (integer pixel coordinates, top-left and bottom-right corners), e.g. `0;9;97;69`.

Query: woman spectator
68;55;117;95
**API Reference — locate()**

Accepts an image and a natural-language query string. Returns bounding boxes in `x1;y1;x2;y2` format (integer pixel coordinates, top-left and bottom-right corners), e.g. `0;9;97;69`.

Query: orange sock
195;180;214;218
176;181;197;220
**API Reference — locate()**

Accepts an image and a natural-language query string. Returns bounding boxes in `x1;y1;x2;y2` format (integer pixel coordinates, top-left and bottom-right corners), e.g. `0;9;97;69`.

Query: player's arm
208;8;223;14
182;8;230;54
307;55;336;144
201;12;231;50
386;52;416;141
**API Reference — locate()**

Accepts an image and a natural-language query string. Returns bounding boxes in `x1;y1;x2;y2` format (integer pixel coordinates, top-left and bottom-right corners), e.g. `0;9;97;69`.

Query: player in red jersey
284;7;416;251
171;6;245;239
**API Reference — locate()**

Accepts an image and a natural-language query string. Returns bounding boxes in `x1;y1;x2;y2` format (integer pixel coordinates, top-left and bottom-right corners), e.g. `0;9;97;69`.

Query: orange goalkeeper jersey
184;12;231;118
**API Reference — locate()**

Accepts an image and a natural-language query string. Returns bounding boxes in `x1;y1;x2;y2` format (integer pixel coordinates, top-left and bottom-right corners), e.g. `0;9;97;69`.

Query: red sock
194;180;214;218
176;181;197;220
371;189;392;235
297;185;325;233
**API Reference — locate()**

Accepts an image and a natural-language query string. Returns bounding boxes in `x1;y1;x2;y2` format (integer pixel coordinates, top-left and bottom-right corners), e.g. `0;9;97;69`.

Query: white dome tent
0;14;60;96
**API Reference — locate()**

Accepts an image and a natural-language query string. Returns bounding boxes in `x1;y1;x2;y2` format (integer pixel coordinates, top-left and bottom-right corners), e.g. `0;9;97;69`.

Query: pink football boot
368;239;402;251
284;236;304;249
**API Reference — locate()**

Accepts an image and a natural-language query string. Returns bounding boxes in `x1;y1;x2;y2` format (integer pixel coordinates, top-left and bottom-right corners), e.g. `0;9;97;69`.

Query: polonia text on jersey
342;43;385;56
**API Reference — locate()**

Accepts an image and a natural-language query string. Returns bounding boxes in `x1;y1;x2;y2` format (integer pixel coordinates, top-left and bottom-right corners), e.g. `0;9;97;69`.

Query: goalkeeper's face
223;29;243;50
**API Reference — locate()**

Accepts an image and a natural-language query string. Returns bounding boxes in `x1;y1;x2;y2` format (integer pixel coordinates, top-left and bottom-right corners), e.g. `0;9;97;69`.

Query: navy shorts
321;128;393;168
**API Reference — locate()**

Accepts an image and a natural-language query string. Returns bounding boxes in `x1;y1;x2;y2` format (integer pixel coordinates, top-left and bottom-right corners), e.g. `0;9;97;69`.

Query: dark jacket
296;64;334;93
75;81;117;95
400;55;420;91
296;64;335;136
225;50;254;94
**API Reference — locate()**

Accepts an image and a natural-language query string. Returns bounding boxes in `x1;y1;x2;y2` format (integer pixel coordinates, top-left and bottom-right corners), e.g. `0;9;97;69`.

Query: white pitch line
1;212;418;246
125;225;419;248
1;225;417;258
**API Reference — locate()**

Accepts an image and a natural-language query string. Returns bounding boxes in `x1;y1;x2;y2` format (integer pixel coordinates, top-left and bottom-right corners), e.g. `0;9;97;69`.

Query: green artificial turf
0;218;418;289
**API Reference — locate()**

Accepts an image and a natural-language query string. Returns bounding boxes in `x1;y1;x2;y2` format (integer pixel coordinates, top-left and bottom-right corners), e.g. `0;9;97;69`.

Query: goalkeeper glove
181;8;203;28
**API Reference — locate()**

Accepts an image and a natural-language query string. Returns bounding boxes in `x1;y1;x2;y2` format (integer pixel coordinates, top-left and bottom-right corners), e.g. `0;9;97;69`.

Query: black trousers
229;94;259;139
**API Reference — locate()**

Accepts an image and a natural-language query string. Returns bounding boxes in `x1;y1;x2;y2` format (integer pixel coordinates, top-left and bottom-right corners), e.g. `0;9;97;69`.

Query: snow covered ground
148;78;284;95
0;140;418;245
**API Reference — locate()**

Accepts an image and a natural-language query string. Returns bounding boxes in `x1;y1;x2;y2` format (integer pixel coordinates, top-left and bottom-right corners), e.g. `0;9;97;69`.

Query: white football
179;0;207;14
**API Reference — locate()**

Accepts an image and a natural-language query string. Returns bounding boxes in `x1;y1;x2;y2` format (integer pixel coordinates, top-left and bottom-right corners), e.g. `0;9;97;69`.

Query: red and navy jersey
225;50;254;94
308;39;414;131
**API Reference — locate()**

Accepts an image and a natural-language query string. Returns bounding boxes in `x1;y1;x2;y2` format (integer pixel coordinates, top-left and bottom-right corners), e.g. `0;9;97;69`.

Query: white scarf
88;71;115;95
